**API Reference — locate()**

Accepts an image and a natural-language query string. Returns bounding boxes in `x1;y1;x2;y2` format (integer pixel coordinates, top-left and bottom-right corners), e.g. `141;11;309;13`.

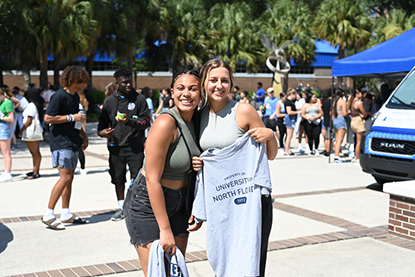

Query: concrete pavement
1;123;415;277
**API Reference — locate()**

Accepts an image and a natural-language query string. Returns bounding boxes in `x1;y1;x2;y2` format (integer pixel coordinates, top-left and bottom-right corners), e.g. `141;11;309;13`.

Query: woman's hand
18;130;23;138
160;228;176;256
247;127;273;143
187;215;203;232
192;156;203;172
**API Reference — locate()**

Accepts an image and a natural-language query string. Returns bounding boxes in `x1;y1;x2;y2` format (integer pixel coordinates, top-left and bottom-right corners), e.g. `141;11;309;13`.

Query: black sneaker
111;209;126;221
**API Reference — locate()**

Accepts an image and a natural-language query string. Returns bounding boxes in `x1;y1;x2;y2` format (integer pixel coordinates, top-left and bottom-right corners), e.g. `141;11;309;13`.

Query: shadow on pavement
0;224;13;254
65;211;115;228
366;182;384;192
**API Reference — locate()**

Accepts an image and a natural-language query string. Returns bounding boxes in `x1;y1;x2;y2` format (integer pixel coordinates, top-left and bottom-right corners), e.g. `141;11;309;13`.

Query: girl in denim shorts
332;89;349;163
124;69;202;276
0;91;14;182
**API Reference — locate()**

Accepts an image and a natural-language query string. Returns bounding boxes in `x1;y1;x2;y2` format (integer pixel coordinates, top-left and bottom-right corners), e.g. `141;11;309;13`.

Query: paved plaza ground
1;123;415;277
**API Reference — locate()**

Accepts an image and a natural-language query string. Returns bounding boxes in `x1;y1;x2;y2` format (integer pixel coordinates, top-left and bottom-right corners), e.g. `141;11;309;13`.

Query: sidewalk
1;123;415;276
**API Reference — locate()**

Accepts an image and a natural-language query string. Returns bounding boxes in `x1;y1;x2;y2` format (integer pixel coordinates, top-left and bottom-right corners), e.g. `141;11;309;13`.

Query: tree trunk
23;69;31;90
53;53;60;89
39;47;49;88
283;73;289;93
128;51;133;71
337;47;345;88
86;51;95;90
0;44;3;87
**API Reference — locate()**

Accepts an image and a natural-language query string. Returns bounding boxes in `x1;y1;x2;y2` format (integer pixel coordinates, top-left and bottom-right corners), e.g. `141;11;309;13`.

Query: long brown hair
332;89;342;117
200;59;235;107
347;89;360;111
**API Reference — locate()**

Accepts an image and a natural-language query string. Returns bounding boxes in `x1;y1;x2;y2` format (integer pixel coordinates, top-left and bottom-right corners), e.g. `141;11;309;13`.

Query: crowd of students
0;82;92;182
229;83;391;164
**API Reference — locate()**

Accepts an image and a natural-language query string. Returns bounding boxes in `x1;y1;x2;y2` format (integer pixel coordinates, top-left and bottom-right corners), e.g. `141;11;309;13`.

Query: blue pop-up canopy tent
332;27;415;78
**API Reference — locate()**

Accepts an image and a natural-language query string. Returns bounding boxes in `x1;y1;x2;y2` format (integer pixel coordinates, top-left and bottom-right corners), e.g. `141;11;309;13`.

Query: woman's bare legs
0;140;12;172
334;129;346;157
355;132;364;160
26;141;42;176
285;127;294;154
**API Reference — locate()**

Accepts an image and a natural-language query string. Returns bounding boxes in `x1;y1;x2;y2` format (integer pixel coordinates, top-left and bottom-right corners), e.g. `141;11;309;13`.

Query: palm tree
0;0;33;87
21;0;95;88
156;0;208;74
314;0;372;85
259;0;316;91
369;8;415;47
207;2;264;72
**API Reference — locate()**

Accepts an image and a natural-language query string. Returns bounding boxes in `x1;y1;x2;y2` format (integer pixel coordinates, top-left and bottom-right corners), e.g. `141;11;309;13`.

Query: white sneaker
0;172;13;182
333;157;344;164
351;157;359;163
315;149;320;156
305;144;311;154
80;169;87;176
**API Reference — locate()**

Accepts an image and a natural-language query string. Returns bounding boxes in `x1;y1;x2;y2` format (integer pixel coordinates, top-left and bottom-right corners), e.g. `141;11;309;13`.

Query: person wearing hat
263;87;279;142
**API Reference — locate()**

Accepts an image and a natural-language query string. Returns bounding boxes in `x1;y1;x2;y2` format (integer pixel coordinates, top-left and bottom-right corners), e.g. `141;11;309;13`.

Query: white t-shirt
23;103;39;123
193;133;272;277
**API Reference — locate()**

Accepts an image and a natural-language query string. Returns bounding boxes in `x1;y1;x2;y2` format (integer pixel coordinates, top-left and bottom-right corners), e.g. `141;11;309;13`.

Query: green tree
21;0;95;88
314;0;372;85
207;2;264;72
369;8;415;47
156;0;208;74
260;0;316;91
365;0;415;17
0;0;30;86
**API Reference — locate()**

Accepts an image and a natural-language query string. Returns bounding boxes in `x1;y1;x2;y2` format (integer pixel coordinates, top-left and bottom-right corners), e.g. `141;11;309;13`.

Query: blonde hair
199;59;235;107
104;82;117;99
286;88;297;96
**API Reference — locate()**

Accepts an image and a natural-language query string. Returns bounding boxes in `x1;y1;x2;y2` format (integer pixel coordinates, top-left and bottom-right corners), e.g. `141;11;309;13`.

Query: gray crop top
305;106;320;118
143;109;201;181
199;100;246;150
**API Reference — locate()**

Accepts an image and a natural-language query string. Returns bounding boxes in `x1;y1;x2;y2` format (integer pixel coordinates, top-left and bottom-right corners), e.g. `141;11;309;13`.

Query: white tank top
199;100;246;150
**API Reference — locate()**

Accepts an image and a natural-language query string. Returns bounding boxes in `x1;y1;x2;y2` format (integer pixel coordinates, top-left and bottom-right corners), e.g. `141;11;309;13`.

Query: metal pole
328;77;334;163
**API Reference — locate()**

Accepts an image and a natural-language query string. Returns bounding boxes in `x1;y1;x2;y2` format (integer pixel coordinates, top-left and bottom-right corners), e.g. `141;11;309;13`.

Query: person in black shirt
283;88;298;156
97;68;150;221
41;66;89;230
321;91;333;156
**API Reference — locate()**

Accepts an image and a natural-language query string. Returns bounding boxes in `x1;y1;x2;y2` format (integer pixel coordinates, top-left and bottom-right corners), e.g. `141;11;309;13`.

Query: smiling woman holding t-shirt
192;59;277;277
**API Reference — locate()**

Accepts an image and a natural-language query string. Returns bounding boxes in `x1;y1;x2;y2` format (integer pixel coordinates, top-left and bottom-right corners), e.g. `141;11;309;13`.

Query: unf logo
170;263;181;277
380;142;405;149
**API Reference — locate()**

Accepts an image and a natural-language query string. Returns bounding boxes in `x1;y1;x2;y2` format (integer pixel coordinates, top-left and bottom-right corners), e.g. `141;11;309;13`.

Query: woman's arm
300;104;308;120
154;100;163;116
236;103;278;160
316;105;323;119
18;116;33;137
285;105;297;116
341;99;350;117
1;112;14;123
356;102;367;118
145;114;178;255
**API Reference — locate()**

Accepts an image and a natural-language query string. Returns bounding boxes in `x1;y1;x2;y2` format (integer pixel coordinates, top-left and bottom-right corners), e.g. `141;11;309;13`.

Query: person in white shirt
18;89;43;179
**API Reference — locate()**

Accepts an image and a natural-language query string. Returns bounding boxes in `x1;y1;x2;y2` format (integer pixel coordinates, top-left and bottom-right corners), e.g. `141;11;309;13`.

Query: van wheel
373;176;388;185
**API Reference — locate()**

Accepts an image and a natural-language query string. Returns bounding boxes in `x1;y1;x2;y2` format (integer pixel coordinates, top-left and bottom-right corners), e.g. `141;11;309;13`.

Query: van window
387;70;415;109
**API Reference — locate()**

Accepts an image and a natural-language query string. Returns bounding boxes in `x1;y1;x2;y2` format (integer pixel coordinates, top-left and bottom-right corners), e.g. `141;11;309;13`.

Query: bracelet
66;115;70;122
268;132;275;141
70;114;75;122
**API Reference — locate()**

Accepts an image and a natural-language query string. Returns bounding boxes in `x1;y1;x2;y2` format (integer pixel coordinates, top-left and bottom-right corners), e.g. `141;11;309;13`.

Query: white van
360;66;415;184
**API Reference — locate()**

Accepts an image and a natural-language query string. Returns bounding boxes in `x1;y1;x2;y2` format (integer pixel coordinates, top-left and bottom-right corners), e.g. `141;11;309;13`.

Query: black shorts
124;172;189;246
108;146;144;185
